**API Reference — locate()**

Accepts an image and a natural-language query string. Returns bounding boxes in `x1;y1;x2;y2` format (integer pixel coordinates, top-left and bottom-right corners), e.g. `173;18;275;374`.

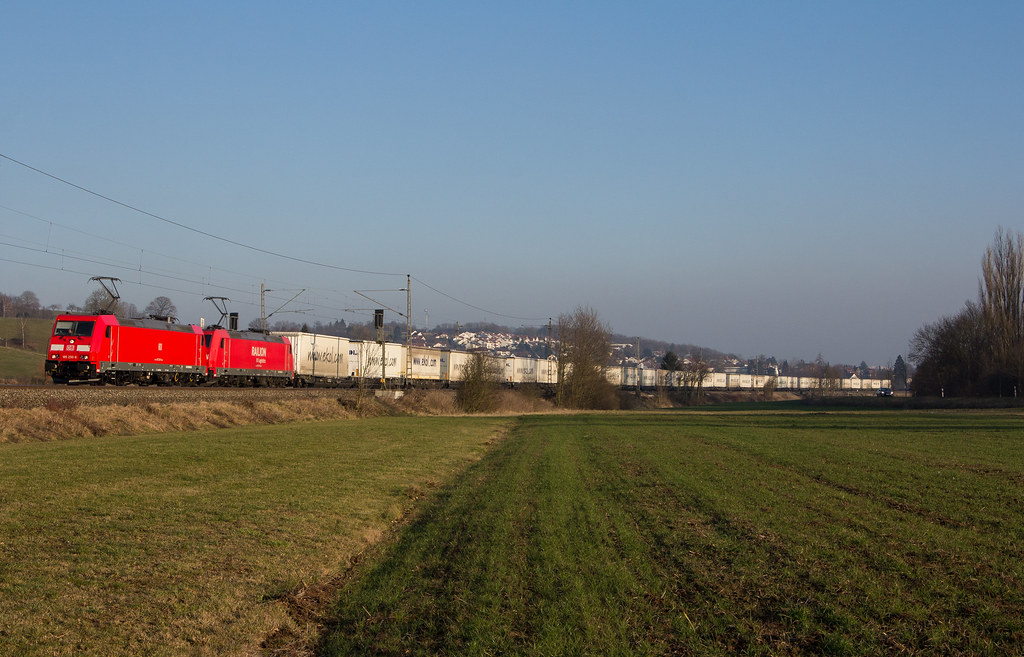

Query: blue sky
2;2;1022;365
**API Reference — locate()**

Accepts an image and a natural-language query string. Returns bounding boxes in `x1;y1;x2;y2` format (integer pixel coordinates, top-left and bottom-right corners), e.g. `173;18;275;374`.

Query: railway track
0;384;349;410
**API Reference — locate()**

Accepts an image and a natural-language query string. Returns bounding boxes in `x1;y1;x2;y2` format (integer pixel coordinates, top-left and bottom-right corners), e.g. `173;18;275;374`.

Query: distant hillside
0;317;54;354
0;347;46;384
0;318;52;384
608;333;730;363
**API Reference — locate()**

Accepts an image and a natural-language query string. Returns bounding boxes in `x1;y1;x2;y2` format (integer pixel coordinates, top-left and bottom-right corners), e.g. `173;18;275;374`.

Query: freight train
45;315;891;392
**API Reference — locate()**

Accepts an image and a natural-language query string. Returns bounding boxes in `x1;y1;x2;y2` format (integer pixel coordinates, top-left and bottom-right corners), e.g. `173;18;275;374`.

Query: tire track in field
686;431;973;530
586;444;822;654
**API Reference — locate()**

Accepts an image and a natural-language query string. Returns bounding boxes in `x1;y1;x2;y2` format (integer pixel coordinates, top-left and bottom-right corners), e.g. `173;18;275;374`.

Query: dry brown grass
401;388;555;416
0;399;353;443
0;387;558;443
494;388;554;413
393;389;460;415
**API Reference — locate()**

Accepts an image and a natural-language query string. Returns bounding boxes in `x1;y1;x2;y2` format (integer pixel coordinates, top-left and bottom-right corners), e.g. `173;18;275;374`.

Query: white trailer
511;357;538;384
537;357;558;385
446;350;471;383
408;346;444;382
273;332;351;385
605;366;623;387
350;340;406;382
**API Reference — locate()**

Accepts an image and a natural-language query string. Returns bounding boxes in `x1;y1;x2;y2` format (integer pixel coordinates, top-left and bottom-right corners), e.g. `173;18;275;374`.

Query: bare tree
679;354;710;403
979;227;1024;392
348;322;374;341
556;306;618;409
144;296;177;319
813;353;839;398
911;228;1024;397
83;289;125;315
910;302;987;396
14;291;40;317
456;352;502;413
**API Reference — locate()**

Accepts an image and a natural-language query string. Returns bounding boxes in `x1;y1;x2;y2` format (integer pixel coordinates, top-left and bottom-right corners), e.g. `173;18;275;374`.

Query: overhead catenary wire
411;276;547;322
0;202;288;286
1;152;554;324
0;152;403;277
0;236;373;323
1;201;382;313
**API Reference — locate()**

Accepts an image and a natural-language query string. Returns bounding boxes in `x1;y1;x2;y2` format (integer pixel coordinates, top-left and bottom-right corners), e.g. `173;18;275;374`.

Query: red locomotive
203;327;293;385
45;314;293;386
46;314;205;384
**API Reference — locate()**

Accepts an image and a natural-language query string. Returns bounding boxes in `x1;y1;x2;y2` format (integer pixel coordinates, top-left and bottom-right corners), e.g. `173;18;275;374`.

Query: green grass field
321;410;1024;656
2;409;1022;656
0;317;53;382
0;415;511;656
0;316;53;352
0;345;46;383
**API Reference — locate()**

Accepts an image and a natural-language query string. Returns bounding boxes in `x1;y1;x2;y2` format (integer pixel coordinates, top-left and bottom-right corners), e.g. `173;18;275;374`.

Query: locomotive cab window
204;335;212;348
54;320;95;337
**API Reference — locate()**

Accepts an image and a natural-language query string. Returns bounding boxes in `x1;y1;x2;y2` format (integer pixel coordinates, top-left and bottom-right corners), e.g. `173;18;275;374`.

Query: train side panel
511;357;537;385
446;350;470;383
409;346;443;382
205;329;293;383
537;357;558;385
351;341;405;382
274;332;350;385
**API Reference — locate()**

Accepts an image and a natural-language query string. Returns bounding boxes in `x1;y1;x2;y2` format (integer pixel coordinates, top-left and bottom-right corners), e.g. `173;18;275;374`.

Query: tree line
910;228;1024;397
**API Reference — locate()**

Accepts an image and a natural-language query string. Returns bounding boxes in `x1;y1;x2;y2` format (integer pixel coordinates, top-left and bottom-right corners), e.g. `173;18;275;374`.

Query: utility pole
406;274;412;387
636;337;642;395
260;283;270;333
353;279;410;387
375;308;386;390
